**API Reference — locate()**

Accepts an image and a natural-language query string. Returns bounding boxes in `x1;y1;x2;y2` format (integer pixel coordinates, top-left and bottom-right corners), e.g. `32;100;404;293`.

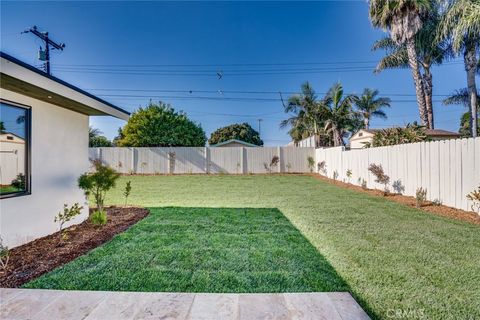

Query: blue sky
1;1;467;145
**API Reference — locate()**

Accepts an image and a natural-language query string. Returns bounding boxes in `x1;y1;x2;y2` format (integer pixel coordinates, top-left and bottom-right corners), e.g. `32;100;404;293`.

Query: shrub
370;123;428;147
11;173;26;190
0;236;9;271
415;187;427;208
168;152;176;174
54;203;83;242
124;181;132;207
90;210;107;226
78;160;120;212
264;156;279;174
307;156;315;173
466;186;480;215
432;199;443;206
368;163;390;196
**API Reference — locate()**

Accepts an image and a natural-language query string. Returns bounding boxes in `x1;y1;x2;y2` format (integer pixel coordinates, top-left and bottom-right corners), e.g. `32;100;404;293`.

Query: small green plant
78;160;120;212
264;156;280;174
415;187;427;208
11;173;26;190
307;156;315;173
346;169;352;183
124;181;132;206
54;203;83;242
466;186;480;215
432;198;442;206
368;163;390;196
90;210;107;226
0;236;10;272
392;180;405;194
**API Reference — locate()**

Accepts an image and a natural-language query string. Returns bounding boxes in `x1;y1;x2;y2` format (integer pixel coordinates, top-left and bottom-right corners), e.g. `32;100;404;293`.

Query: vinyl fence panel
315;138;480;211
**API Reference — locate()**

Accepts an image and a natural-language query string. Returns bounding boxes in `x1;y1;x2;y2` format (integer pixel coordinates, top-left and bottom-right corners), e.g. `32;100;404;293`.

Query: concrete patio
1;288;370;320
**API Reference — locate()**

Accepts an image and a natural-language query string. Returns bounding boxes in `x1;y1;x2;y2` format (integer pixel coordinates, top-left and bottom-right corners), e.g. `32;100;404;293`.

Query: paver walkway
1;288;370;320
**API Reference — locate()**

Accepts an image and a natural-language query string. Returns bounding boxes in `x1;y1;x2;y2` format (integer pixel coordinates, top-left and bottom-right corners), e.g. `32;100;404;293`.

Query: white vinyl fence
89;147;315;175
315;137;480;211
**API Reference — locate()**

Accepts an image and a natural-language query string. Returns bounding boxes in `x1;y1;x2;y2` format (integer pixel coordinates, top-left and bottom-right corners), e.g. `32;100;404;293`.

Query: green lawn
25;175;480;319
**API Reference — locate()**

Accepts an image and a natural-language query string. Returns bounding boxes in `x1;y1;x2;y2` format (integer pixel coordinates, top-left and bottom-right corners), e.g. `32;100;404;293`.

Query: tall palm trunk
464;42;478;137
364;116;370;130
332;126;344;147
422;67;434;129
406;38;429;126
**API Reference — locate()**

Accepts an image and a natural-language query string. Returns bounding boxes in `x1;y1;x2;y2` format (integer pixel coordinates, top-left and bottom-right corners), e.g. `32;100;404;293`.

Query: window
0;100;31;198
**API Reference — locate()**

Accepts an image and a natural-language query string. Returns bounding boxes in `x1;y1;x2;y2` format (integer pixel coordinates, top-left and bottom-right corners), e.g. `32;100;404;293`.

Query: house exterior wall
0;89;90;248
350;132;375;149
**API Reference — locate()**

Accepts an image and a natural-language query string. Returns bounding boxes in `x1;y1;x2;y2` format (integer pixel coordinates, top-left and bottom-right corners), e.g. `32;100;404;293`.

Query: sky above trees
0;1;467;145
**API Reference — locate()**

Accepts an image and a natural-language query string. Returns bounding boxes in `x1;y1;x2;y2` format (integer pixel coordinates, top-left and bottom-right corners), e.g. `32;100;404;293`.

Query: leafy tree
78;160;120;212
321;83;357;147
354;88;391;130
372;6;451;129
369;0;431;127
438;0;480;136
116;102;206;147
89;127;113;147
209;123;263;146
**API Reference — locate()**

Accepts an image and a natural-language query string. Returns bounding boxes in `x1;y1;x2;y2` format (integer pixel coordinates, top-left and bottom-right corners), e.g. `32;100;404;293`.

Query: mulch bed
310;173;480;225
0;206;149;288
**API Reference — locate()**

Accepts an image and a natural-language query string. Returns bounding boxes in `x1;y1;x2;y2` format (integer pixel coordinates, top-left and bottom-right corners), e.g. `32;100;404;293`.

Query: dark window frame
0;99;32;199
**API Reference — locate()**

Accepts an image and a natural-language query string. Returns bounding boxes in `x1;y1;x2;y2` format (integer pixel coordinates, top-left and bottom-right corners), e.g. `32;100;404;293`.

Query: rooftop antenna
22;26;65;75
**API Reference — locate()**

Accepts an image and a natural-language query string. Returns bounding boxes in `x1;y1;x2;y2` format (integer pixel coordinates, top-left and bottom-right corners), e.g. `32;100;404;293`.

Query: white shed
0;52;129;248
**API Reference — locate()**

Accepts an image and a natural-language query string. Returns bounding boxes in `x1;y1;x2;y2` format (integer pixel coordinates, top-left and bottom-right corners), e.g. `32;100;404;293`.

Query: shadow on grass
24;207;376;317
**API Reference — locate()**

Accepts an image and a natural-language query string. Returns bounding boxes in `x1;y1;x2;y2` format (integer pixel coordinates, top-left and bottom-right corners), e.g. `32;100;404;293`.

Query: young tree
209;123;263;146
369;0;431;126
116;102;207;147
354;88;391;130
438;0;480;137
78;160;120;212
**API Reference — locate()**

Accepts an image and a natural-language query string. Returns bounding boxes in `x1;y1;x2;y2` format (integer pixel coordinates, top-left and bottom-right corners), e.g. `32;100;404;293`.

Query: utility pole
23;26;65;75
258;119;263;136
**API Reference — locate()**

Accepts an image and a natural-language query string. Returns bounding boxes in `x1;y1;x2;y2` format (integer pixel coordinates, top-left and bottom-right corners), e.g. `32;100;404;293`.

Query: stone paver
0;288;371;320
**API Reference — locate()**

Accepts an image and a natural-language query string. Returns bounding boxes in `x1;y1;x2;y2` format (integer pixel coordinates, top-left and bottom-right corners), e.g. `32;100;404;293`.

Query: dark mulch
0;206;149;288
310;173;480;225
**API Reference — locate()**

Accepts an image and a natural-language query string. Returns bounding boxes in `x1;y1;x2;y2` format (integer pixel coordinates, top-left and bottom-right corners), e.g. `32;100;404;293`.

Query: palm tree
438;0;480;137
372;7;451;129
0;121;5;134
369;0;431;127
354;88;391;130
443;88;479;136
321;83;356;147
280;82;324;144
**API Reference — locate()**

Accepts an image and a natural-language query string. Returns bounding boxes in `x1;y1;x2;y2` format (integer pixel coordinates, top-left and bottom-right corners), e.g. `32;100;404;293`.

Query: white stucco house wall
0;52;129;248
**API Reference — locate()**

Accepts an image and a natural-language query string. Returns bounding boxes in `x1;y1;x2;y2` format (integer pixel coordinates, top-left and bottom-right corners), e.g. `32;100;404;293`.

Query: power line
22;26;65;75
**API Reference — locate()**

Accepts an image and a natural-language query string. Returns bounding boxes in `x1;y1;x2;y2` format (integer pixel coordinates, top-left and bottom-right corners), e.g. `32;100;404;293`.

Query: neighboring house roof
424;129;461;137
210;139;260;147
0;52;130;120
